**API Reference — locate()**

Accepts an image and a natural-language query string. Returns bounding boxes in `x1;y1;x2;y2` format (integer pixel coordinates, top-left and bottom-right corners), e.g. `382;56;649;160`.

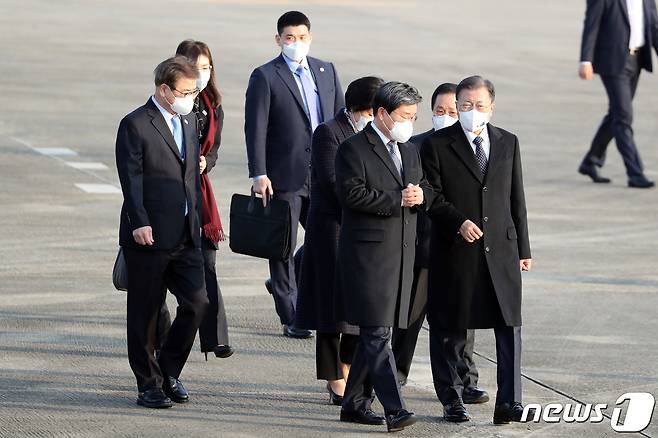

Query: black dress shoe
327;383;343;406
443;398;470;422
162;376;189;403
265;278;273;294
136;388;172;409
628;175;655;188
578;163;611;183
462;387;490;404
282;324;314;339
340;408;386;425
493;401;525;424
386;410;417;432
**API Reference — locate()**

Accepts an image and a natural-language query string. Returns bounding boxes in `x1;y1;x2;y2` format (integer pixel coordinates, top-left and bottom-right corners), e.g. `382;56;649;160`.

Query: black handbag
229;192;292;260
112;247;128;291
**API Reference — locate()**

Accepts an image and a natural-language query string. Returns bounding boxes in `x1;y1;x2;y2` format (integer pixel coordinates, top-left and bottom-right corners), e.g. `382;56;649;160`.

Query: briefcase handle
248;189;273;216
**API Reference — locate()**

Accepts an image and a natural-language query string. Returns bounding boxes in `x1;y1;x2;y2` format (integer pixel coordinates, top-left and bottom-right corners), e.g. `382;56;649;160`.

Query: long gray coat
334;124;433;329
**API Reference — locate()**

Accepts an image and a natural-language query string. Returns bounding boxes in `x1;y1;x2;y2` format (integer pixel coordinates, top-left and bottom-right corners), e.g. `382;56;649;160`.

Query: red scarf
199;90;223;243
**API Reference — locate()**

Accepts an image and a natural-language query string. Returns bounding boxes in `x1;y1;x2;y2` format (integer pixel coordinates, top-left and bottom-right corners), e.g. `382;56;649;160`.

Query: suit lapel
308;57;331;122
620;0;631;27
448;124;483;184
274;55;308;120
365;125;403;186
484;125;505;183
147;99;183;164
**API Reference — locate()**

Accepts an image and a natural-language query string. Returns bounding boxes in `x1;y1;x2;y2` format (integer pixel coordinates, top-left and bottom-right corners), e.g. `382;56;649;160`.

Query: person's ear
307;31;313;44
275;33;281;47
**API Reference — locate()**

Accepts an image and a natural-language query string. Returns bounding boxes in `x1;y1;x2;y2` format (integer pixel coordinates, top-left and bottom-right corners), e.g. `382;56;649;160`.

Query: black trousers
124;236;208;392
583;53;644;178
430;326;521;405
268;181;310;326
316;332;359;381
342;326;404;414
157;245;230;351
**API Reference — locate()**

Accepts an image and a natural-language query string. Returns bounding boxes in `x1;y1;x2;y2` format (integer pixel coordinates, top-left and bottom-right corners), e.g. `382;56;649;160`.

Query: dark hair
175;39;222;107
277;11;311;34
456;75;495;102
430;83;457;109
153;56;197;89
372;81;422;114
345;76;385;112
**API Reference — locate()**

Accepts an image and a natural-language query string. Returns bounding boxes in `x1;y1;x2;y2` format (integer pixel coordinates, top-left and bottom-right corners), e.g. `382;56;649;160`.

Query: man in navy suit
245;11;344;338
578;0;658;188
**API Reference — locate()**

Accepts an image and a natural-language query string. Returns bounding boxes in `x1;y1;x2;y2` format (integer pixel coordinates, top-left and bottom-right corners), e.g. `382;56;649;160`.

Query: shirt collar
462;124;490;145
282;53;310;74
151;95;175;122
371;120;394;146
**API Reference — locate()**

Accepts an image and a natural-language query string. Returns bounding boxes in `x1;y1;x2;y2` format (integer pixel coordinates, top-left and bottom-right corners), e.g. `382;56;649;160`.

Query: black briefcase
229;192;292;260
112;247;128;292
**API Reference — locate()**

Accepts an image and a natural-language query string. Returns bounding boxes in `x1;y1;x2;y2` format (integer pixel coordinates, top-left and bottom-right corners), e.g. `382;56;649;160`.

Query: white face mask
281;41;310;61
196;70;211;92
459;109;490;133
385;110;414;143
355;114;373;132
432;114;458;131
166;86;195;116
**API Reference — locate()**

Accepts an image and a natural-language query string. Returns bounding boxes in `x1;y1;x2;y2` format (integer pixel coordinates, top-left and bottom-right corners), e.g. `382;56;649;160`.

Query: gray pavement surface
1;0;657;437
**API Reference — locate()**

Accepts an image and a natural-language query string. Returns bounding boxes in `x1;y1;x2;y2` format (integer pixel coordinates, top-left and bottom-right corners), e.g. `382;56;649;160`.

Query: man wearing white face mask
245;11;344;339
421;76;531;424
115;56;208;409
392;82;488;407
335;81;432;433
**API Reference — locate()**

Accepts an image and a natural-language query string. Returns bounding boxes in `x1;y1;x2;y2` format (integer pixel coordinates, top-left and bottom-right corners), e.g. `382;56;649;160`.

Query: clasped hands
459;219;532;271
402;183;423;208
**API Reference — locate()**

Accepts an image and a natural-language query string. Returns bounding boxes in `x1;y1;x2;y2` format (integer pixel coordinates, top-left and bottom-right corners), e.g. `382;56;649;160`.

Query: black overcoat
420;123;531;330
334;124;432;329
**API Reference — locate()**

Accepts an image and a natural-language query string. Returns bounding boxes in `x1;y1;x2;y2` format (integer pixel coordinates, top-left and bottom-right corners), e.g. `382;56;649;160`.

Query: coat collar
335;108;356;140
363;123;415;186
447;122;506;184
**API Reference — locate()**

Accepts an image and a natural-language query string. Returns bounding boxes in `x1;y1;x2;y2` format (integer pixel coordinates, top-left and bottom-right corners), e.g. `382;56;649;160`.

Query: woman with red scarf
157;40;233;360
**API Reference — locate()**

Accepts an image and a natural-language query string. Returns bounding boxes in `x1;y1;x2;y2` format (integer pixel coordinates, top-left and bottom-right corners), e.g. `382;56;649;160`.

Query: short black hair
430;83;457;109
277;11;311;35
345;76;385;112
372;81;422;114
456;75;495;102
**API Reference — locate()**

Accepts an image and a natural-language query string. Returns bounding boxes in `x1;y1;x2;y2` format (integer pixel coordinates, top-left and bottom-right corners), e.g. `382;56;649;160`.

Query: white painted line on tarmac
34;147;78;156
65;161;109;170
74;183;121;194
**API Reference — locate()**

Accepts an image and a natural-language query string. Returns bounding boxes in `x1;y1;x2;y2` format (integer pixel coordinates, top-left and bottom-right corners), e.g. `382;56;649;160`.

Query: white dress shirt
627;0;646;49
463;125;491;160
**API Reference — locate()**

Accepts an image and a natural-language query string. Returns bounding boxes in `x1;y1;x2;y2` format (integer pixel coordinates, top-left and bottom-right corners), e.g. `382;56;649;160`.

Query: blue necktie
172;115;185;160
171;115;188;215
295;64;321;132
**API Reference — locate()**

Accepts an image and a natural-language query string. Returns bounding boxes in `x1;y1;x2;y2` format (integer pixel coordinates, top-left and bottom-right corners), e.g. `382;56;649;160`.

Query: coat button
305;148;311;152
483;216;488;222
405;219;409;225
403;243;408;248
483;186;488;192
485;246;490;253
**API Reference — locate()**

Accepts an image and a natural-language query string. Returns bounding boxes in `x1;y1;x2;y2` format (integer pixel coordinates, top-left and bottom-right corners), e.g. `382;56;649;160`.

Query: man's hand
199;155;207;174
459;219;483;243
402;184;424;208
133;226;154;246
579;62;594;80
252;176;274;207
520;259;532;271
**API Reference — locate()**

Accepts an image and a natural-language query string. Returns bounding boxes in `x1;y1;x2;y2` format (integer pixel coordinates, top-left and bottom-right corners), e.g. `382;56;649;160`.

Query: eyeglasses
457;101;491;112
171;87;200;99
434;108;459;118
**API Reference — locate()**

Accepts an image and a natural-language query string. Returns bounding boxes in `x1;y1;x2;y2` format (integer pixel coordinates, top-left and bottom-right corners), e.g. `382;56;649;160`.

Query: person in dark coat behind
335;81;432;433
421;76;532;425
295;76;384;405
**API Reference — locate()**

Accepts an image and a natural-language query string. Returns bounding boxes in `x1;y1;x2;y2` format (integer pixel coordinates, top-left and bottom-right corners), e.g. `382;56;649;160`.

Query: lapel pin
320;67;325;72
183;119;188;125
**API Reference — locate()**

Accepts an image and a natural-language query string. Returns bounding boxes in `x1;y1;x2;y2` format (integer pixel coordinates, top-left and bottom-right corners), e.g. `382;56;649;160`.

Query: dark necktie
473;136;487;176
